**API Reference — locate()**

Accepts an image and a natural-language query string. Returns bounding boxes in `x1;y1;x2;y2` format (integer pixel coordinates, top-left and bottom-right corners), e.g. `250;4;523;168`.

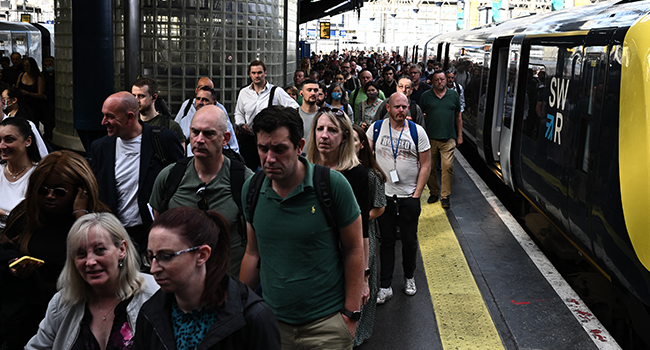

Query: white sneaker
404;277;417;296
376;287;393;304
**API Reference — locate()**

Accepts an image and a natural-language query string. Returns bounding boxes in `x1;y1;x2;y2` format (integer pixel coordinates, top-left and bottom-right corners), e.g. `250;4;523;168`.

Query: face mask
3;100;13;113
45;66;54;73
367;92;378;100
331;92;342;101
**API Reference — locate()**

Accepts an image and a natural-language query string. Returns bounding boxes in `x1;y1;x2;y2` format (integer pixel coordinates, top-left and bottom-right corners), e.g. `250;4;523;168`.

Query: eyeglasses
196;183;208;210
38;186;68;198
145;245;204;266
318;107;346;118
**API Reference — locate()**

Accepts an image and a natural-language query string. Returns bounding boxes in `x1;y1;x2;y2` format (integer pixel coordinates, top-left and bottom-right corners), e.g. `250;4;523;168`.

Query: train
415;0;650;342
0;21;54;70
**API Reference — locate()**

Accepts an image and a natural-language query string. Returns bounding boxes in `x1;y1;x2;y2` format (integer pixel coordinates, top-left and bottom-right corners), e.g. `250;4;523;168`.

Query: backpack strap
373;119;384;146
181;99;193;119
245;170;267;229
409;102;417;123
150;126;168;168
229;159;248;247
351;89;361;123
267;86;278;108
159;156;193;212
313;164;338;233
407;120;419;155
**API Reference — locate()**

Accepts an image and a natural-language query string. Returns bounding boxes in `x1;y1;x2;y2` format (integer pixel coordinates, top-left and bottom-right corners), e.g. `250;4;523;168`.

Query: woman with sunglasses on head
350;124;387;346
306;107;371;306
0;150;109;350
0;117;41;236
25;213;159;350
133;207;279;350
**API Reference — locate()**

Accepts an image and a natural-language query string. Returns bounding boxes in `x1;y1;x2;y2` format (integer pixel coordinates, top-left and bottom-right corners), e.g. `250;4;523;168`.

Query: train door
490;46;509;163
495;35;525;191
567;30;612;254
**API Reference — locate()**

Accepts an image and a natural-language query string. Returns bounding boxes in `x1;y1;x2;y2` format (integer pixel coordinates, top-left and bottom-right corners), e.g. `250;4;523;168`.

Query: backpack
150;126;171;168
245;164;337;233
372;119;419;154
267;86;278;108
158;155;249;247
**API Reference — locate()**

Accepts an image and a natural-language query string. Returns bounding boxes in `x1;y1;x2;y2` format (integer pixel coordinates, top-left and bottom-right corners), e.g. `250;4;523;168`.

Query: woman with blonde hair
0;150;110;349
25;213;158;350
306;108;370;304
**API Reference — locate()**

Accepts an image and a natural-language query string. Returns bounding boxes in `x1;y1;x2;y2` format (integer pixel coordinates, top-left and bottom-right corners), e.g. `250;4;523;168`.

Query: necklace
5;163;29;180
99;299;122;321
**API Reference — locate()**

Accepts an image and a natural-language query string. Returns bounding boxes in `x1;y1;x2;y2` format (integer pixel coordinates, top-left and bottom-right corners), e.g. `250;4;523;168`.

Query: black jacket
133;276;280;350
88;123;183;228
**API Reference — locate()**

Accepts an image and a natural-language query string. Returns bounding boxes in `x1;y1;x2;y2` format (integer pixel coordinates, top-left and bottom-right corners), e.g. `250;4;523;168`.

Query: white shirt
174;99;240;155
115;134;142;227
0;164;35;230
234;82;299;128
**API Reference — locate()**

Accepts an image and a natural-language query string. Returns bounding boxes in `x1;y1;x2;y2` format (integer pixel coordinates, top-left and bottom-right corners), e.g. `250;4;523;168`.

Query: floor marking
419;193;505;349
456;152;621;349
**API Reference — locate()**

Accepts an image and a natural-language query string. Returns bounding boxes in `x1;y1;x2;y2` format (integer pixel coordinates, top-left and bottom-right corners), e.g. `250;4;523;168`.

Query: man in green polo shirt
240;106;365;349
419;70;463;209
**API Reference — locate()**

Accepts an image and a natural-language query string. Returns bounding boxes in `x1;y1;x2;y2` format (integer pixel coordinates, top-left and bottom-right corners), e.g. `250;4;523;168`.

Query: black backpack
158;155;249;247
245;164;337;233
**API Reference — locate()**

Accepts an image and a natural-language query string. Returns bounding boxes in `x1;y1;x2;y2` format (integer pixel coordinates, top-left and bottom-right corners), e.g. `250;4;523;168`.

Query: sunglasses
318;107;346;118
38;186;68;198
196;183;208;210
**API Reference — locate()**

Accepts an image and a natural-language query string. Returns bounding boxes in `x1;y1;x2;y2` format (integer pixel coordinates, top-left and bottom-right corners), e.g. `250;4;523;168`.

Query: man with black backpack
239;106;364;349
132;77;186;150
149;105;253;276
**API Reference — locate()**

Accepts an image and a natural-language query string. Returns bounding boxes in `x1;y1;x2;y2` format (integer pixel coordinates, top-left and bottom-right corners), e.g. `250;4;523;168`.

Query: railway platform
357;153;619;350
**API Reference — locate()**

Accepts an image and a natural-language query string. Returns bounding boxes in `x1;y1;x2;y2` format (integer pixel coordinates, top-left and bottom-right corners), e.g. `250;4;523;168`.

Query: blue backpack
372;119;419;154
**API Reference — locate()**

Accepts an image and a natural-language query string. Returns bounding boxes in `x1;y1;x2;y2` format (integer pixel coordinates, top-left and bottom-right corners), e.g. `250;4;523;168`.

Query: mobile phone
9;256;45;269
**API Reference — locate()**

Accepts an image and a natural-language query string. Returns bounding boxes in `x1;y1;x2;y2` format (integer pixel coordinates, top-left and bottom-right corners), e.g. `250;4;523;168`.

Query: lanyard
389;120;406;165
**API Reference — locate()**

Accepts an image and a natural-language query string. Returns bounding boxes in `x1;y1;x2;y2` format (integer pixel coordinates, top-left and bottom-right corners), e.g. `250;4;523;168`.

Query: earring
118;258;124;268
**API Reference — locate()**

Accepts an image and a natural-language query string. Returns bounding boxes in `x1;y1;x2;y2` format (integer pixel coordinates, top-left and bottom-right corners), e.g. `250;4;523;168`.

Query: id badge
390;169;400;183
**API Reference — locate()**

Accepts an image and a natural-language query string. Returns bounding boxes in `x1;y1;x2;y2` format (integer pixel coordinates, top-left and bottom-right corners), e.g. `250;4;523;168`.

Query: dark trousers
378;196;421;288
238;132;261;171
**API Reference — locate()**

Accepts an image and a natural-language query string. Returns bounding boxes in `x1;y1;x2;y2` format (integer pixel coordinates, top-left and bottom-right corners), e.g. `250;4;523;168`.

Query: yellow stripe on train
620;13;650;272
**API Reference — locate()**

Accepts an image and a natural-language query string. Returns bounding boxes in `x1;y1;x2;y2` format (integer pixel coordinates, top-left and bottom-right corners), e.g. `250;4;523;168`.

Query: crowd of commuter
0;49;474;349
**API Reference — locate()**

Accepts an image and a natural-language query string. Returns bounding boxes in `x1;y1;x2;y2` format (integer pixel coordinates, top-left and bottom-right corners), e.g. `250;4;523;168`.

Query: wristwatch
341;308;361;321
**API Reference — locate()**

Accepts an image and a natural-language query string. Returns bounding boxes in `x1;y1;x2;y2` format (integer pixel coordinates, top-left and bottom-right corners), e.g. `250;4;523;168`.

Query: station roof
300;0;364;24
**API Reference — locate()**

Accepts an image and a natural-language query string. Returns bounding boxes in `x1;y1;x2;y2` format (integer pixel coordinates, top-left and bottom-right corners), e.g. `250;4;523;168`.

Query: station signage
320;22;330;39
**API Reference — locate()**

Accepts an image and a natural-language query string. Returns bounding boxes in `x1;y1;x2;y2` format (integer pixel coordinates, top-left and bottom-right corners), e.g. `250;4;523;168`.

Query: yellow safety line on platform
419;194;504;350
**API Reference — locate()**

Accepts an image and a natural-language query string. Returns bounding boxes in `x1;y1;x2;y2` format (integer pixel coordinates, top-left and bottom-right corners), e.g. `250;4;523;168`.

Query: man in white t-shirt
366;92;431;305
89;92;183;256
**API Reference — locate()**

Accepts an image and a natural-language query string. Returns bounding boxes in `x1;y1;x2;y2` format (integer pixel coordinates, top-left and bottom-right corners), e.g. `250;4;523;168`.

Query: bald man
175;77;239;154
150;105;253;276
89;92;184;258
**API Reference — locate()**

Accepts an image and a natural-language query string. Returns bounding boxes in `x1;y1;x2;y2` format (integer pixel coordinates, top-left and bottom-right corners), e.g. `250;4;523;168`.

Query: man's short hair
382;65;395;75
409;64;421;73
294;69;306;76
249;60;267;72
318;83;327;93
300;79;319;90
198;85;218;101
398;75;413;85
253;105;304;148
132;77;158;97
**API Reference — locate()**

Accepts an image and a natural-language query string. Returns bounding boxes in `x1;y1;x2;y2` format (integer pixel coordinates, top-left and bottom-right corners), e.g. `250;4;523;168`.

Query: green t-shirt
419;88;461;140
242;156;361;324
150;157;254;276
143;114;187;144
